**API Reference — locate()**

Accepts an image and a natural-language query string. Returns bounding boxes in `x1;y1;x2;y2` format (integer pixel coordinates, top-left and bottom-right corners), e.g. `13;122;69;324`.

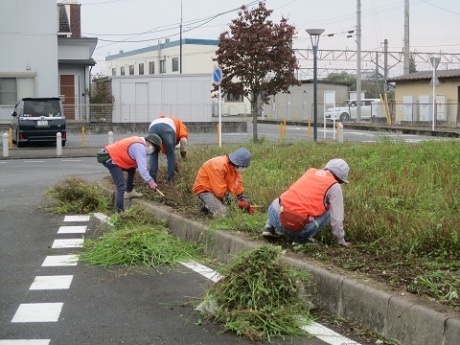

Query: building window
172;57;179;72
225;93;244;102
139;63;144;75
129;65;134;75
0;78;17;105
120;66;125;76
112;68;116;76
160;59;166;74
149;61;155;74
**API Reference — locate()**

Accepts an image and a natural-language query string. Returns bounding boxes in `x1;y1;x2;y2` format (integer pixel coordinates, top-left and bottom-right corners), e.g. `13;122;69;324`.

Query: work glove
180;151;187;159
148;181;157;190
238;200;255;215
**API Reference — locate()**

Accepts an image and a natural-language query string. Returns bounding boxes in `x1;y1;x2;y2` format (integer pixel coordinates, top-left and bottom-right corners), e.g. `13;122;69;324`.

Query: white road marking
42;255;79;267
93;212;109;222
57;225;86;234
51;239;83;248
180;260;224;283
61;159;82;162
29;275;73;290
181;260;361;345
0;161;6;164
23;160;45;163
11;303;63;323
64;215;90;222
0;340;50;345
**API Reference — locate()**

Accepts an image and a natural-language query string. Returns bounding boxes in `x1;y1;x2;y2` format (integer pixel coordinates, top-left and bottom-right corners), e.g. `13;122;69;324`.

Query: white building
0;0;97;123
105;39;250;118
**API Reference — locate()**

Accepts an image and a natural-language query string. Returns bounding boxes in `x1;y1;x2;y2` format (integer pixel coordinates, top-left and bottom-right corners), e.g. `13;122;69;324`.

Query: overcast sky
74;0;460;75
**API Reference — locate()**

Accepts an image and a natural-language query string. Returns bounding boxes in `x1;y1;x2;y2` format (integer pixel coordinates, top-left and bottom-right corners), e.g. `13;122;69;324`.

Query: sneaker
262;225;280;238
124;189;143;199
200;202;210;215
292;238;318;245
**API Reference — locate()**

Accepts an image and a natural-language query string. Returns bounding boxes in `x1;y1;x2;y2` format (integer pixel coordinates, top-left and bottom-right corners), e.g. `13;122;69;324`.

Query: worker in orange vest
262;158;351;246
148;115;189;181
193;148;255;217
99;134;162;212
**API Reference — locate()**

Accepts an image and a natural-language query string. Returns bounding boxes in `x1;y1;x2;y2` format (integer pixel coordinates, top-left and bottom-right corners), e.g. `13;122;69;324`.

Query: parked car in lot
325;98;384;122
11;97;66;147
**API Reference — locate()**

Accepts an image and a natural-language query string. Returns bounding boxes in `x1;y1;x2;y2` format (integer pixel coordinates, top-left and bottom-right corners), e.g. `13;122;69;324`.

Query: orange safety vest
105;137;145;170
280;168;338;218
193;155;244;199
158;115;189;154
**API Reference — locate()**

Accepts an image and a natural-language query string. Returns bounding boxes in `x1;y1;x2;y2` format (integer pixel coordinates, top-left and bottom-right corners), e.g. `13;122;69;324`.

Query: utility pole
383;39;388;94
356;0;362;121
179;0;183;74
403;0;410;75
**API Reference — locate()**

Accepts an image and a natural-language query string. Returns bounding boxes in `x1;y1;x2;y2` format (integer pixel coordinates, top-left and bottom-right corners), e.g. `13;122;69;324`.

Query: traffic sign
213;66;223;86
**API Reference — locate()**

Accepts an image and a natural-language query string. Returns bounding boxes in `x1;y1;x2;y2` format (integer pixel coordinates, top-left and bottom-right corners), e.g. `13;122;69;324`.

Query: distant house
0;0;97;123
387;70;460;126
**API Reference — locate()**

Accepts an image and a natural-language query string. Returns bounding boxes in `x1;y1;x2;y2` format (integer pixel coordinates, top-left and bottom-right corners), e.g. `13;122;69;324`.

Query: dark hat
145;133;162;147
228;148;251;166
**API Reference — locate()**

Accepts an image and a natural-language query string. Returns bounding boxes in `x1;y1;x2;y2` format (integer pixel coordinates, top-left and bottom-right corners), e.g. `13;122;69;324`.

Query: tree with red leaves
214;1;299;142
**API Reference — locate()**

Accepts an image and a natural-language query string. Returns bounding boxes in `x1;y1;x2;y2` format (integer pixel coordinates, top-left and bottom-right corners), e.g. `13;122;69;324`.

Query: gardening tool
155;188;165;198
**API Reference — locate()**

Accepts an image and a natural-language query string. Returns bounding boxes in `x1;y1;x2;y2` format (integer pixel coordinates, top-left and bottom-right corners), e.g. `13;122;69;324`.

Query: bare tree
214;1;299;142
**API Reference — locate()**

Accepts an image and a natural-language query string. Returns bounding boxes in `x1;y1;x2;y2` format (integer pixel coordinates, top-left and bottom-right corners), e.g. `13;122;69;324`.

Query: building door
60;75;75;120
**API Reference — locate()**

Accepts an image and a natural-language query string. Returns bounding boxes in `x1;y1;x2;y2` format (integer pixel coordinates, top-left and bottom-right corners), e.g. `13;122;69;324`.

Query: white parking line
42;255;79;267
181;260;361;345
57;225;87;234
51;239;83;248
64;215;90;222
29;275;73;290
11;303;63;323
0;340;50;345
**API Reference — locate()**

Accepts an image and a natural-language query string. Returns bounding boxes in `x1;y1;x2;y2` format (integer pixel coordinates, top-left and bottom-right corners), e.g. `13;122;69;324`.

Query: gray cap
325;158;349;184
228;148;251;167
145;133;162;147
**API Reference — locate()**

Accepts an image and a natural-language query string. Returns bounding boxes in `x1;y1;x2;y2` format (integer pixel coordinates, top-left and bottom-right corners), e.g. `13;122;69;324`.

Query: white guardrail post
108;131;113;145
3;132;9;157
56;132;62;156
337;122;344;143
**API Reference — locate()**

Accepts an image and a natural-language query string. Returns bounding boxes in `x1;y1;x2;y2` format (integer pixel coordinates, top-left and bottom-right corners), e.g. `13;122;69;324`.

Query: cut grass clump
81;206;201;267
46;177;112;214
199;246;314;343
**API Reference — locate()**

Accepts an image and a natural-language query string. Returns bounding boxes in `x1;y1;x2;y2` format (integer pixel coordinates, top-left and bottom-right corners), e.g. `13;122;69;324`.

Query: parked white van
325;98;384;122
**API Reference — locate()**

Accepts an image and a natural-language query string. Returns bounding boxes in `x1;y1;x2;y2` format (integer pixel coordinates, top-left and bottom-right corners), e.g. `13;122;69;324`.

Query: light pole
306;29;325;142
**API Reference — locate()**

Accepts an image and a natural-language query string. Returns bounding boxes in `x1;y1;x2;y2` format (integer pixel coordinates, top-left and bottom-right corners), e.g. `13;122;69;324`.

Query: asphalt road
0;158;339;345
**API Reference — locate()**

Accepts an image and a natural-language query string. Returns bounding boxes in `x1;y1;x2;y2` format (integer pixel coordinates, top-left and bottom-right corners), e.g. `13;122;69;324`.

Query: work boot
200;202;210;215
124;189;143;199
262;225;279;238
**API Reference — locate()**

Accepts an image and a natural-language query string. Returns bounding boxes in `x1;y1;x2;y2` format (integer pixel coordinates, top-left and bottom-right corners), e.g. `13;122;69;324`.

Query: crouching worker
192;148;255;217
262;158;351;246
98;134;162;212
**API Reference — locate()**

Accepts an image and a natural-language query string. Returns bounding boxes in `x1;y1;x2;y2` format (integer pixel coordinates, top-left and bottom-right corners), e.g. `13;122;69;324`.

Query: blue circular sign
213;67;223;86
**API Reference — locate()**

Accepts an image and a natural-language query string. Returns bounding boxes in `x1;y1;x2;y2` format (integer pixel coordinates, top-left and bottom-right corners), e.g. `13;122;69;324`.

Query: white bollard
3;132;9;157
337;122;343;144
56;132;62;156
108;131;114;145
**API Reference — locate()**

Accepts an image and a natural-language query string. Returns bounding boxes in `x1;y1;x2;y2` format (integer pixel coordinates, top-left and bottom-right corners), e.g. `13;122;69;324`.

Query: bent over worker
99;134;162;212
192;148;255;217
148;115;189;181
262;158;351;246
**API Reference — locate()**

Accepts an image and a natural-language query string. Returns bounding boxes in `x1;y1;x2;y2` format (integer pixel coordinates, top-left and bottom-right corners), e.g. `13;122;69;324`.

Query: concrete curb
125;197;460;345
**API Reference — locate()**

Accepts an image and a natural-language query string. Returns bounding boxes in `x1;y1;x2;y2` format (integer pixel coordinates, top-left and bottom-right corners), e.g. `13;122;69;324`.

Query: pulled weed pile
200;246;314;343
46;177;112;214
81;205;201;267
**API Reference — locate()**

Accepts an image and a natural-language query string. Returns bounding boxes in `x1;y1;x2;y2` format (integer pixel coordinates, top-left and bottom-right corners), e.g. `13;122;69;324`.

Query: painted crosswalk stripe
11;303;63;323
57;225;86;234
42;255;79;267
51;239;84;248
64;215;90;222
29;275;73;290
0;340;50;345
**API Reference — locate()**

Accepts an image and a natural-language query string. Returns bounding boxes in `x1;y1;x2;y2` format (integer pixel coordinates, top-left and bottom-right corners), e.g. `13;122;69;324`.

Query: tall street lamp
306;28;325;142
